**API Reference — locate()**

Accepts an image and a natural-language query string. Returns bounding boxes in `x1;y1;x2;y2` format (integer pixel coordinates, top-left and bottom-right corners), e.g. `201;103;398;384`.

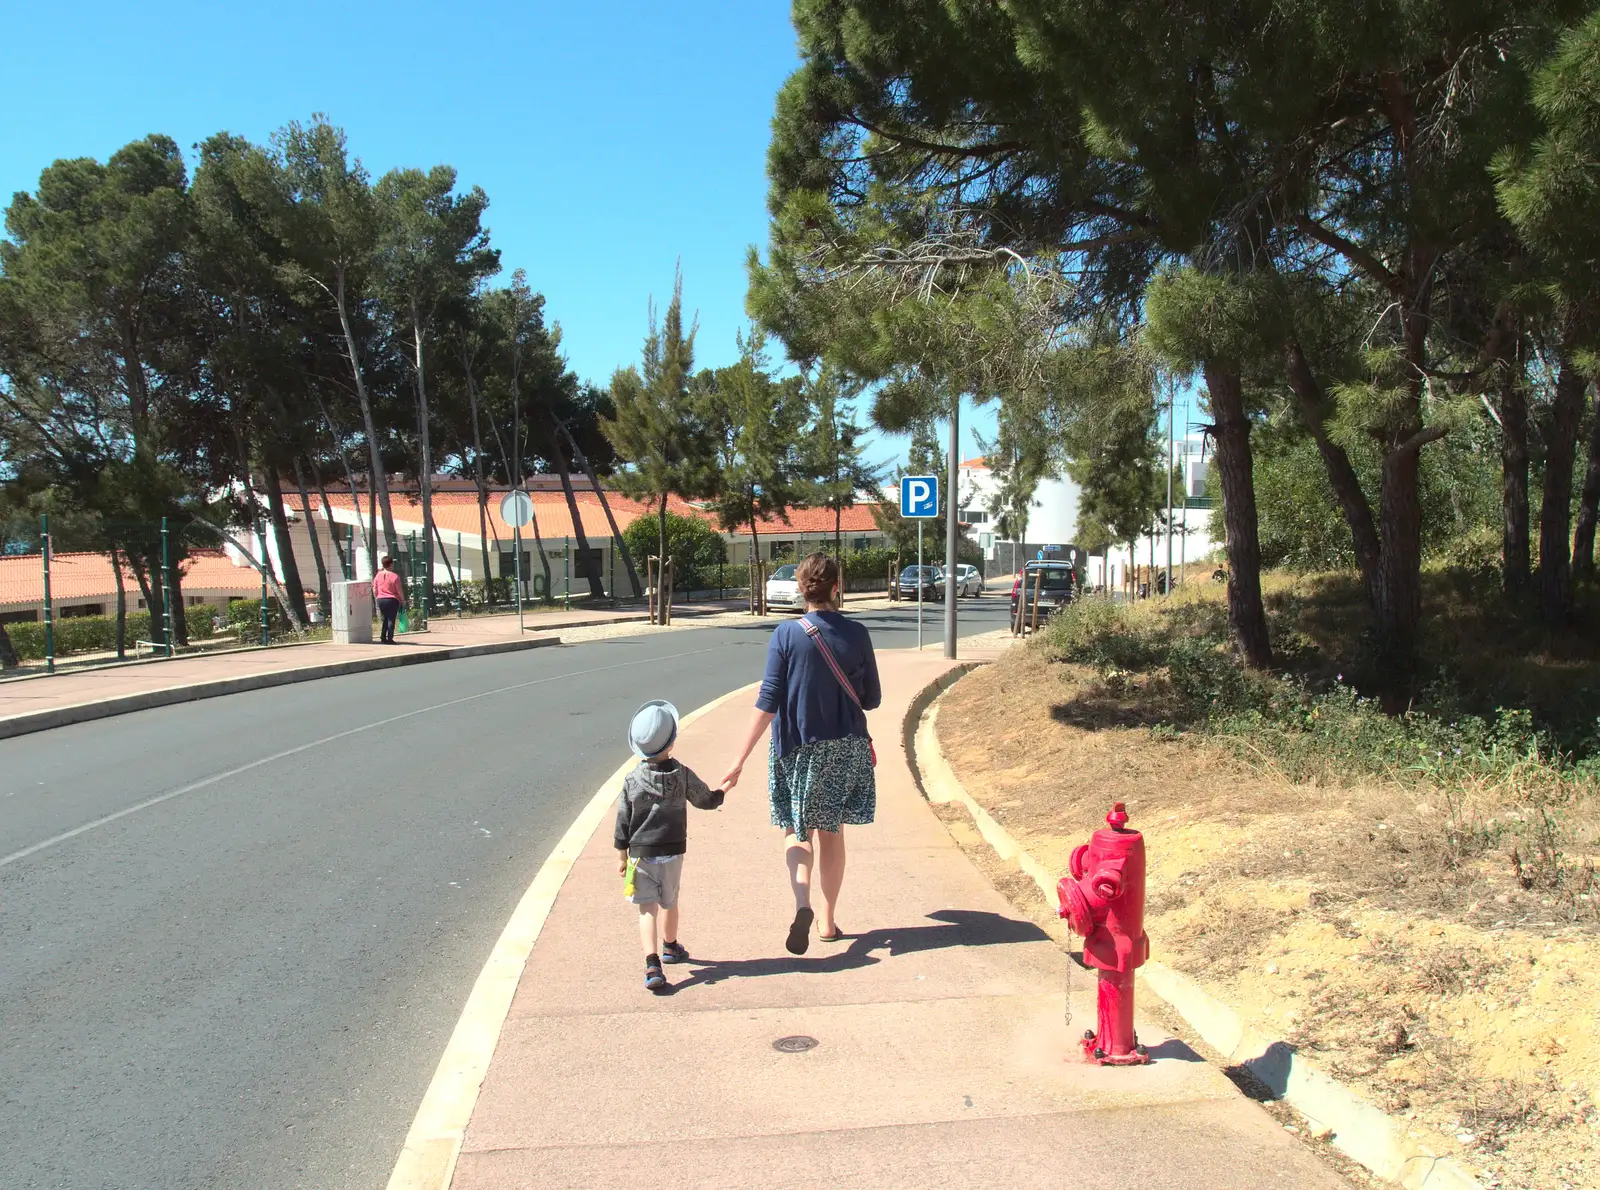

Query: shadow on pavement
667;908;1049;991
1141;1038;1207;1063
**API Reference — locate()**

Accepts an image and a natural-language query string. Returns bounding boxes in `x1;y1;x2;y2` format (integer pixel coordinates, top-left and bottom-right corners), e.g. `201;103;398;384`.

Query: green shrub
1034;583;1598;794
1044;598;1168;672
4;602;226;659
621;512;726;591
841;546;899;591
225;598;290;635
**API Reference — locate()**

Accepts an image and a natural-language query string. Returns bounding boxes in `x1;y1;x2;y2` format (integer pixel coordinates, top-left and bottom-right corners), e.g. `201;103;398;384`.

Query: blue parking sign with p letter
900;475;939;518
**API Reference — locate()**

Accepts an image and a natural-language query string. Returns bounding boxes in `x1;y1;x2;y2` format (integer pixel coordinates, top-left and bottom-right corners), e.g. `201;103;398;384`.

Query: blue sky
1;0;1009;470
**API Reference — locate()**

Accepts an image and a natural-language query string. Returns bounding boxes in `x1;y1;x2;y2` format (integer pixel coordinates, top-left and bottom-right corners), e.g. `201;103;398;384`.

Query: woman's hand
723;708;775;796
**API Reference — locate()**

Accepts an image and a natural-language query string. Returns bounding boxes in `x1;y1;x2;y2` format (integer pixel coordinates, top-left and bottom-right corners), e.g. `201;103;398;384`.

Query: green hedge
7;603;223;660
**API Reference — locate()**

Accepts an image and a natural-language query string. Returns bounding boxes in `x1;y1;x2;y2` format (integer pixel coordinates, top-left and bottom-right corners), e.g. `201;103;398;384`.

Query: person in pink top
372;556;405;643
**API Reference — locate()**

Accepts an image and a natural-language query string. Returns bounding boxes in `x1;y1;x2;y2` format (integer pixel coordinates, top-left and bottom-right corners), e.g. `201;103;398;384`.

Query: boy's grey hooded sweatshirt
614;759;723;858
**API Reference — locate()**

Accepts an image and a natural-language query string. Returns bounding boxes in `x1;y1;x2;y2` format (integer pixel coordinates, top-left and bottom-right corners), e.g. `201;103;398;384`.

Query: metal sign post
500;489;535;633
900;475;940;652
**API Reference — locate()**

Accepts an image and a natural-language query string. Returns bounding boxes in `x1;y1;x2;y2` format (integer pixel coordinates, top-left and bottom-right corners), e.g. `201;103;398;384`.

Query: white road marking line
0;644;743;871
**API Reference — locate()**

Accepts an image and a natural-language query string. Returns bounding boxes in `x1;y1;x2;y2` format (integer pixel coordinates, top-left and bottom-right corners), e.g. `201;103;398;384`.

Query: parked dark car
1010;561;1077;621
897;565;941;600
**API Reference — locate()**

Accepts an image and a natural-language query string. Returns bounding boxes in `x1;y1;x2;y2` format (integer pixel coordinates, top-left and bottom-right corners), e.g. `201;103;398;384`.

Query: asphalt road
0;598;1011;1190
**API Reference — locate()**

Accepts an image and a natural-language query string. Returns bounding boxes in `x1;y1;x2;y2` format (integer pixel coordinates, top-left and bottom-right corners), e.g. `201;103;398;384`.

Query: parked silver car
935;564;984;598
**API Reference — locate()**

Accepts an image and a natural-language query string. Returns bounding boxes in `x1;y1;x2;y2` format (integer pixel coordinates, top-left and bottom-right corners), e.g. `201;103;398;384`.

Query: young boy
616;700;726;992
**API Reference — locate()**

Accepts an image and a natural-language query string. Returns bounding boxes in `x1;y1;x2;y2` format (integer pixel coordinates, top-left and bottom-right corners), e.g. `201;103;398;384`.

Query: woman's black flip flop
786;906;814;955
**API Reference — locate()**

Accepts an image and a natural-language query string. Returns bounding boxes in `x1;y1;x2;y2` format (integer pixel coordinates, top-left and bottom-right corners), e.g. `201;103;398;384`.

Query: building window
852;537;870;552
960;508;989;524
0;610;39;624
498;551;533;581
59;604;106;618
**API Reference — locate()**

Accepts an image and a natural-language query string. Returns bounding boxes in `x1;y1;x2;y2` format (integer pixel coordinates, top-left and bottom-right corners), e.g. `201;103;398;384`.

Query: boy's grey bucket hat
628;700;680;759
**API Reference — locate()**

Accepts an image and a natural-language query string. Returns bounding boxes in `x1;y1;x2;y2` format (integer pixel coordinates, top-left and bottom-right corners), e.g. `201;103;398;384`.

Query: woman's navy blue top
755;611;882;758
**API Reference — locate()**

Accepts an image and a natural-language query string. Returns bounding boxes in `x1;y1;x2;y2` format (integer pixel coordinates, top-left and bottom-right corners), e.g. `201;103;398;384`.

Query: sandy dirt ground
935;644;1599;1190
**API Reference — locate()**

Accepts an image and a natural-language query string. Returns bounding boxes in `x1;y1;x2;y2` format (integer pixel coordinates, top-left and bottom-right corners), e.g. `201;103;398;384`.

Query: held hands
718;764;743;793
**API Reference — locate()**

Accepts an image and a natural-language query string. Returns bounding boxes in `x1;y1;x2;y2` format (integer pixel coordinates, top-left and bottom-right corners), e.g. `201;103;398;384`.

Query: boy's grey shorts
627;855;683;908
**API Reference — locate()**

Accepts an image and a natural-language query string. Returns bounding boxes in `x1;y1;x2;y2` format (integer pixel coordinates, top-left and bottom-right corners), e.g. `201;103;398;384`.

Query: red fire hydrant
1057;802;1151;1065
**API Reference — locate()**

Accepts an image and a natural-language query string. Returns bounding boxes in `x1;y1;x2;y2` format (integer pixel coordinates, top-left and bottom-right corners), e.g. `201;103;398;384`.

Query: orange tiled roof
0;549;264;608
308;487;885;540
959;456;989;470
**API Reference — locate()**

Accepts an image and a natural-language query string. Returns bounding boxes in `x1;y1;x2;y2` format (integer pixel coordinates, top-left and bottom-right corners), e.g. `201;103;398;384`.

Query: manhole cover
772;1035;819;1053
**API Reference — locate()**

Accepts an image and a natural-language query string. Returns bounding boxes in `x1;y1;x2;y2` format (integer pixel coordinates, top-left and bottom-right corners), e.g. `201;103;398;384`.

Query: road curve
0;601;1009;1189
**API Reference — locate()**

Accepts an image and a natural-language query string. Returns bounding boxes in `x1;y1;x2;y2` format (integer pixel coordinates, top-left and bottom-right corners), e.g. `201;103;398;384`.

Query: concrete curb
910;684;1483;1190
0;637;560;742
383;682;761;1190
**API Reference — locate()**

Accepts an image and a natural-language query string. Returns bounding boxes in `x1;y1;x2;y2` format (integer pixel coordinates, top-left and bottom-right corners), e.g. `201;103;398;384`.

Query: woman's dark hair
381;556;393;568
795;552;840;604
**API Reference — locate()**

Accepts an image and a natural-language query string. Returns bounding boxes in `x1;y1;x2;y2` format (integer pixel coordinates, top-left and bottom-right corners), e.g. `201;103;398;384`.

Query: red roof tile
0;549;264;608
307;486;886;541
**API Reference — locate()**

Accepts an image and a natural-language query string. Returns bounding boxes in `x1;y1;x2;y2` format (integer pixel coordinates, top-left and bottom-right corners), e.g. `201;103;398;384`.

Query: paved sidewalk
448;651;1347;1190
0;606;652;737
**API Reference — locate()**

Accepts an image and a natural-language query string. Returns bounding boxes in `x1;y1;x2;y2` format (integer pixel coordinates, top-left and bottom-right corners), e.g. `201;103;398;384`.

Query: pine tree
603;267;708;567
798;365;883;559
699;329;808;564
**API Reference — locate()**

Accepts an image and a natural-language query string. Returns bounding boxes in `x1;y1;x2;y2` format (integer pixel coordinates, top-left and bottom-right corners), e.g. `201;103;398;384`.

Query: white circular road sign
499;489;534;528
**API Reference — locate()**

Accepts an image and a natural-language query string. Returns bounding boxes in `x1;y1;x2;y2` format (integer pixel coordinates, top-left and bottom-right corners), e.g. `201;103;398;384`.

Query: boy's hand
719;763;742;791
617;852;629;875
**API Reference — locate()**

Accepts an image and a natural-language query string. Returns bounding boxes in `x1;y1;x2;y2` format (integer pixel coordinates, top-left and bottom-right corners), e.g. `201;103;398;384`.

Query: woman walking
721;553;880;954
372;556;404;644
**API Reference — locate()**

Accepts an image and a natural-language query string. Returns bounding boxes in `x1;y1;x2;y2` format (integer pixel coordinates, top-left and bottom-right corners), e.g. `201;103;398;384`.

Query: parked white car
764;563;806;611
936;564;984;598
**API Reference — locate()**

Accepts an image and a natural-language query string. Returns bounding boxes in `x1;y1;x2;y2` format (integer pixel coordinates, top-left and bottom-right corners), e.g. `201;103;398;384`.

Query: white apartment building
959;439;1219;589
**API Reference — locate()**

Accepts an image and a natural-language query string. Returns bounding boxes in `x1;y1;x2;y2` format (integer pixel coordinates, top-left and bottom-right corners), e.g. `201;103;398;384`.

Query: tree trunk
463;361;496;588
658;498;669;585
526;504;552;601
311;460;348;580
189;514;306;635
559;421;641;598
411;314;436;614
1499;353;1531;593
432;522;462;605
334;266;399;560
261;466;310;624
1539;350;1587;623
294;457;332;617
547;419;605;598
110;543;127;658
1570;383;1600;581
128;557;154;636
0;620;17;669
169;561;189;646
750;516;762;613
1202;361;1272;668
1284;340;1380;598
314;391;374;572
146;554;168;648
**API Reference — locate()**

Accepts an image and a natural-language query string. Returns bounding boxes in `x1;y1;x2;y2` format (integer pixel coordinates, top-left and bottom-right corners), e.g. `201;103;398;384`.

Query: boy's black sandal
661;940;690;964
645;955;667;991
